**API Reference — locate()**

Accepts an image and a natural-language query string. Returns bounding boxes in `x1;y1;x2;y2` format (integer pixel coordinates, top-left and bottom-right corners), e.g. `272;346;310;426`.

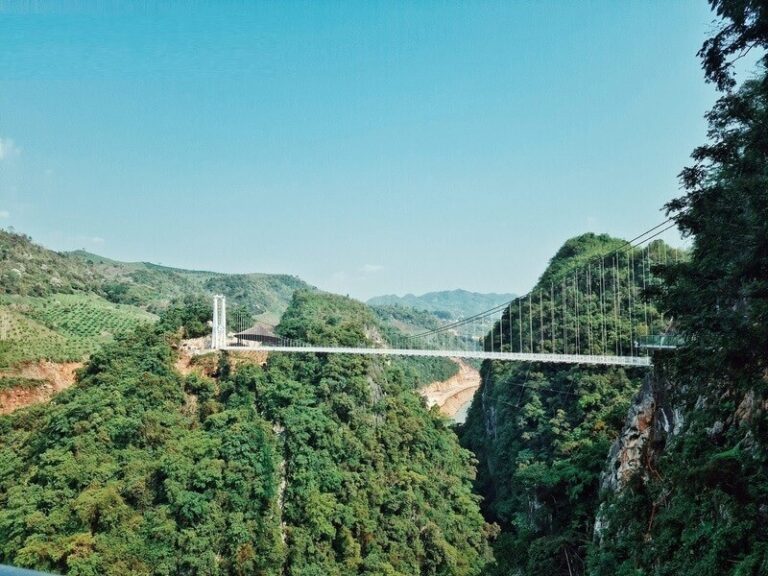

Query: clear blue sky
0;1;723;299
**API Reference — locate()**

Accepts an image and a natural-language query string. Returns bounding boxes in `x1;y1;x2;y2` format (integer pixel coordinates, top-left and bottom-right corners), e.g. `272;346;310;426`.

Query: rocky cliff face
590;352;768;575
459;360;645;575
600;363;684;493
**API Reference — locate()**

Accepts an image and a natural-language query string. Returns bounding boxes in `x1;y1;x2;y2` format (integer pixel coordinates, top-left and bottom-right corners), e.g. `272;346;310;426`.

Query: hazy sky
0;2;724;299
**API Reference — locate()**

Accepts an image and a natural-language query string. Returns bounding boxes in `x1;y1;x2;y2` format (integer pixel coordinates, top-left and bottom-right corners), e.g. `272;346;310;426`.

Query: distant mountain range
368;289;516;320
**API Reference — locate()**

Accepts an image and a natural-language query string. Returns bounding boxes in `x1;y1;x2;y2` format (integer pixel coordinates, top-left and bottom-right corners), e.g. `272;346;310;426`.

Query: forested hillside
0;231;101;297
588;2;768;573
70;249;309;324
485;233;681;356
461;2;768;574
1;229;310;322
4;4;767;575
0;290;493;575
0;230;311;384
370;303;444;335
459;233;675;575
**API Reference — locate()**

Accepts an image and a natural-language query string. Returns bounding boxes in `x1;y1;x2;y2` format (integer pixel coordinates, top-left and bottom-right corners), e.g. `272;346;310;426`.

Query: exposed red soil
0;361;83;415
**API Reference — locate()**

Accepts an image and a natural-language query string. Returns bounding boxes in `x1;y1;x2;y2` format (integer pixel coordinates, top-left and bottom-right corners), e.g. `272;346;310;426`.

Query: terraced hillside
0;294;155;368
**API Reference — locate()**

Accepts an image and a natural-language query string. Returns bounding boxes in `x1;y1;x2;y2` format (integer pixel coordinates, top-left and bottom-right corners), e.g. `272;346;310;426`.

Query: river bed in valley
419;359;480;423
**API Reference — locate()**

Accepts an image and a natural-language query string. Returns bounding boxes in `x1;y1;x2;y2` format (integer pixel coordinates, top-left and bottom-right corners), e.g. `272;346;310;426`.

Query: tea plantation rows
0;294;155;368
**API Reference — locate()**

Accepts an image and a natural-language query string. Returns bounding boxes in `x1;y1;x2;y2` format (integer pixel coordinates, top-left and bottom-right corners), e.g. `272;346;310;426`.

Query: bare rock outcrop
600;369;683;493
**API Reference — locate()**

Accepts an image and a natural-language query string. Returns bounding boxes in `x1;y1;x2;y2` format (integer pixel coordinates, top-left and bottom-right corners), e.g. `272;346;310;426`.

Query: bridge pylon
211;294;227;349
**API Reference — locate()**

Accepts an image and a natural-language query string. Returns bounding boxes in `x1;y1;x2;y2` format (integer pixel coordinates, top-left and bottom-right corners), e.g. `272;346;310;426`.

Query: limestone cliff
600;363;683;493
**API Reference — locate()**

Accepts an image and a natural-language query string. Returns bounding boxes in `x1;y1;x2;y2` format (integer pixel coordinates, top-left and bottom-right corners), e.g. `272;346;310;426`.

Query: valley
2;3;767;573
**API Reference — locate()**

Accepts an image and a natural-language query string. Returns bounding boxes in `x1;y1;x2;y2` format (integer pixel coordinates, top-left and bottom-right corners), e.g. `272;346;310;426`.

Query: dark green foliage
459;232;665;575
488;234;680;357
664;76;768;386
241;353;492;575
282;292;461;388
395;356;460;389
277;290;379;346
461;362;643;576
156;295;212;338
102;281;139;305
0;327;283;575
589;6;768;574
698;0;768;91
539;234;627;287
251;291;493;575
1;291;493;575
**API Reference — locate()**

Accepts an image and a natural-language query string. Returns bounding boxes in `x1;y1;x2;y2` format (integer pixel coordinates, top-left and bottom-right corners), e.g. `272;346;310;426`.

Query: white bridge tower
211;294;227;349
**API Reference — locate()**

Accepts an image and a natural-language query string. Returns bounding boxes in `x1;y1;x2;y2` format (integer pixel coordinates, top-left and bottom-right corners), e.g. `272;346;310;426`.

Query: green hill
69;250;311;324
0;231;102;297
0;290;493;575
0;229;313;373
459;233;683;575
369;303;443;335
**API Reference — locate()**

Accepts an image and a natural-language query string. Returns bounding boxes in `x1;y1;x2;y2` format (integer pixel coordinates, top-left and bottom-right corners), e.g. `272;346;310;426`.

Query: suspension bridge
210;222;684;368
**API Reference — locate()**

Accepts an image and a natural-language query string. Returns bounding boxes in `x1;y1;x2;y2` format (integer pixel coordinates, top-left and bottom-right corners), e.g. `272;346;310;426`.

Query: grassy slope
0;294;155;368
0;231;101;297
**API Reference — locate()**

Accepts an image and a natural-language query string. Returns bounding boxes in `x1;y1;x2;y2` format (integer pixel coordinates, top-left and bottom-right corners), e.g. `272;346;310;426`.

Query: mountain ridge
368;288;516;320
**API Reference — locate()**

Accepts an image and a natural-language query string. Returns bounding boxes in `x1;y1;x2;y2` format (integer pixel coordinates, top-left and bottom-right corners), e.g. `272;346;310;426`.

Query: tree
665;0;768;382
698;0;768;91
589;4;768;574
